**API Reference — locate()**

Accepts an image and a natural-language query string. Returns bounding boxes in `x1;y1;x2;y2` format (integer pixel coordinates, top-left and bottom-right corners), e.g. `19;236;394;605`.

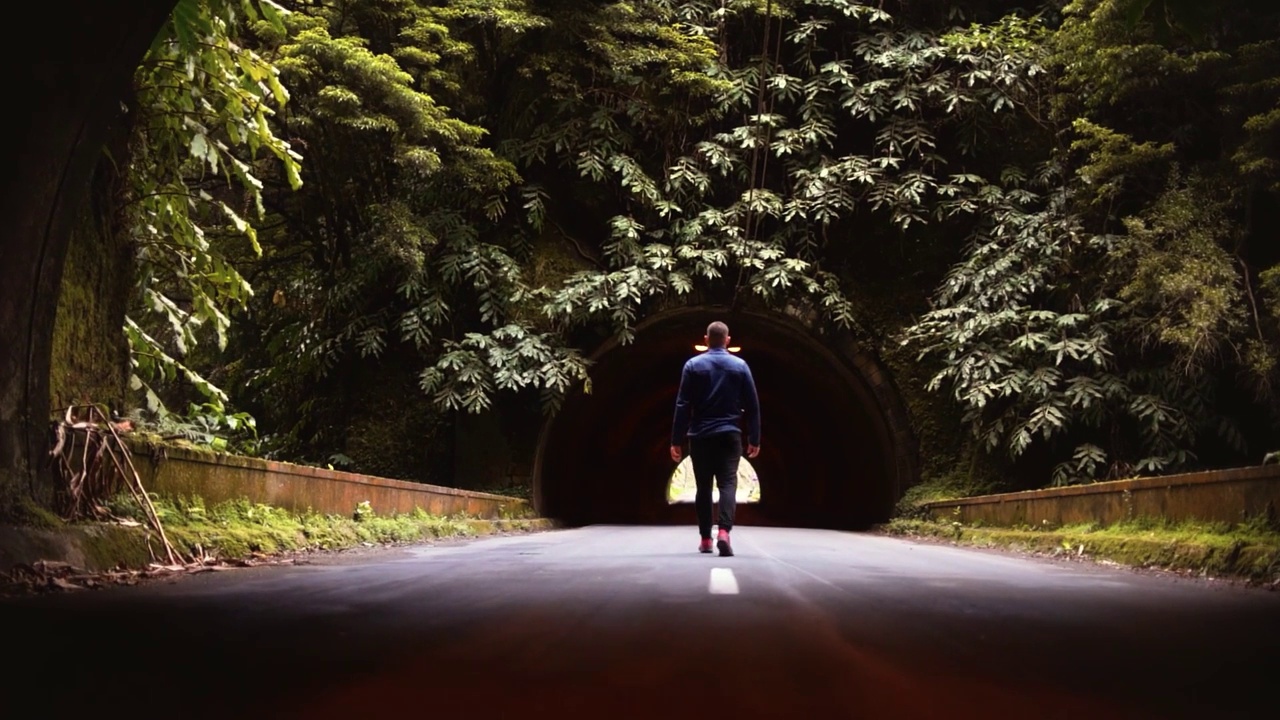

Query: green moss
48;166;133;415
77;524;152;571
474;480;533;502
497;500;538;520
100;493;526;564
0;490;67;528
894;474;998;519
883;517;1280;582
126;432;223;458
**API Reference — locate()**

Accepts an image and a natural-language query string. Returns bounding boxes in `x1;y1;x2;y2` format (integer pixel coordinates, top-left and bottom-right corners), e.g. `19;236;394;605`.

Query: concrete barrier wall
923;465;1280;528
127;440;528;520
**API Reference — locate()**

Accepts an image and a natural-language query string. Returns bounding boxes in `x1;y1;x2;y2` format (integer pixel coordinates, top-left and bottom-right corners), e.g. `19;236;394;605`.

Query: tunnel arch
533;306;919;530
1;0;178;501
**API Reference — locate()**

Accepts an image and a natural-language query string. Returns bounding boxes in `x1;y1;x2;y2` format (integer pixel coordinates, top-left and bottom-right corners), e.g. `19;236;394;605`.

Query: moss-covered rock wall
48;158;133;417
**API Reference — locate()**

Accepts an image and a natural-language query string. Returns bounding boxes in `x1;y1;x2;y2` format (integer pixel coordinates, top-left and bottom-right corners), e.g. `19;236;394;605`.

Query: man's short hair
706;321;729;347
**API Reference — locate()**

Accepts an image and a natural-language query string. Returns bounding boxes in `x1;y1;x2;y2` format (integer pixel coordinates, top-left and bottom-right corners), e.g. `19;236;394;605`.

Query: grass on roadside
106;493;504;562
881;516;1280;584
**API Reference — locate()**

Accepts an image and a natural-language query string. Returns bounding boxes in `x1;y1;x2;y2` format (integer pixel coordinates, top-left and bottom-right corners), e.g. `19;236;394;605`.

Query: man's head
705;321;730;349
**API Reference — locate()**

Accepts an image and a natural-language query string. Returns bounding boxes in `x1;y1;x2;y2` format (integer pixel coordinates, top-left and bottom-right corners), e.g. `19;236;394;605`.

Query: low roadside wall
127;440;528;520
923;465;1280;528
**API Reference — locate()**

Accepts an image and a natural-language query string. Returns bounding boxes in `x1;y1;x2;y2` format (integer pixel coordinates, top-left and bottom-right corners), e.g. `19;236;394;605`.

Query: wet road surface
4;525;1278;719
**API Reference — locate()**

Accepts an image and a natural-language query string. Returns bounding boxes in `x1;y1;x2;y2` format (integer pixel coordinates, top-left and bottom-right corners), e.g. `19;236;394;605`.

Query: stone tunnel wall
49;120;135;419
0;0;176;518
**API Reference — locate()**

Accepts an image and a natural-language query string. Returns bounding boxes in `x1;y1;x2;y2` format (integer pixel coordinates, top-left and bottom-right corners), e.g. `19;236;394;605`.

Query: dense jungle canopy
106;0;1280;491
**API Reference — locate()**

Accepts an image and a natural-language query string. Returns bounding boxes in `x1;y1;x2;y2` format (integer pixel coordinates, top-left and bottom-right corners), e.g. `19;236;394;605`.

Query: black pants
690;431;742;538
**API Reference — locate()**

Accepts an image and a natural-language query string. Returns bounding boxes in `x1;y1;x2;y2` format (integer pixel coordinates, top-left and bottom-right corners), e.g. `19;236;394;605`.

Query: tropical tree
123;0;301;447
902;0;1280;483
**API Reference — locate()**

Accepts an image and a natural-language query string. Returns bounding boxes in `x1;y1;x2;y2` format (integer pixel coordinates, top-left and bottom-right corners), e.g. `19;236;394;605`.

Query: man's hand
746;443;760;459
670;445;683;462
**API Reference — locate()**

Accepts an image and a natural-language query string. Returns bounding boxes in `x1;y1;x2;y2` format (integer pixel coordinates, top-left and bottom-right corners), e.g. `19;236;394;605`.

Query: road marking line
709;568;739;595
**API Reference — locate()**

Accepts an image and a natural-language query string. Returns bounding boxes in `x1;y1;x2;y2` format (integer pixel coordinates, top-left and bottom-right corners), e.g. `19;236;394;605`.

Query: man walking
670;321;761;557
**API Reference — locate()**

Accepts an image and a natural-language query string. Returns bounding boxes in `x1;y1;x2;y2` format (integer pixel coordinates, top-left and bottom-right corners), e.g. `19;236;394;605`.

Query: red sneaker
699;538;714;554
716;529;733;557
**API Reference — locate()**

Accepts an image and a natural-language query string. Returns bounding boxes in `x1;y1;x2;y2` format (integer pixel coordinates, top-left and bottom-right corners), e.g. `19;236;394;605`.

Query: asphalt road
3;526;1278;719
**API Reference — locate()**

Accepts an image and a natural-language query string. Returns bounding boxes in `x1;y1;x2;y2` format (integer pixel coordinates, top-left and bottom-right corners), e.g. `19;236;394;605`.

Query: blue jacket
671;347;761;447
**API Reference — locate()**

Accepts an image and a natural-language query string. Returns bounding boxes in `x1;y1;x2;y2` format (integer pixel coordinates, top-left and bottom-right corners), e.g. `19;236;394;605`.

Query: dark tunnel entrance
533;308;919;530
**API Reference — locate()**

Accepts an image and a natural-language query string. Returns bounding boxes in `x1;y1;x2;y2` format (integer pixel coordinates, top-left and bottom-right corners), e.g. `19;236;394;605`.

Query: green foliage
900;171;1248;482
124;0;302;429
1111;176;1244;375
461;0;1053;355
893;472;998;519
901;0;1280;483
218;0;557;452
419;325;589;413
118;0;1280;488
126;402;259;454
124;0;1129;477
